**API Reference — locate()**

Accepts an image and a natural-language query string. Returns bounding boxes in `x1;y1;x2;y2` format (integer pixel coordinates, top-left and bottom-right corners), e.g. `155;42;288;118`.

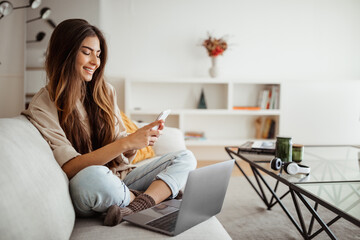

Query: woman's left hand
147;120;164;146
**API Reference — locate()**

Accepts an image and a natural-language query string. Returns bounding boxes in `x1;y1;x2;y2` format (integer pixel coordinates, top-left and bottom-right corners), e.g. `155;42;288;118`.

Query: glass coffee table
225;145;360;240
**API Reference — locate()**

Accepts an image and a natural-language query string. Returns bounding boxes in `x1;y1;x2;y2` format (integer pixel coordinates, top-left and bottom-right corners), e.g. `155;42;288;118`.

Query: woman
22;19;197;226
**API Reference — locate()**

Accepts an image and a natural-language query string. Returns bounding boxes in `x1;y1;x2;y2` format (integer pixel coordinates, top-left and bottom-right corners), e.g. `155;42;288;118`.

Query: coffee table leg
295;192;337;240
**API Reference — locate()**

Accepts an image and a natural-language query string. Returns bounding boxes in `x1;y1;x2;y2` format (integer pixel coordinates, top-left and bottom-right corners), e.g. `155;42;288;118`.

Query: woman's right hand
125;120;163;150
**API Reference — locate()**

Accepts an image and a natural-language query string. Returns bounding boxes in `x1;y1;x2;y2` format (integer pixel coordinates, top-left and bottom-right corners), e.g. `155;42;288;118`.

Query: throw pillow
120;111;155;164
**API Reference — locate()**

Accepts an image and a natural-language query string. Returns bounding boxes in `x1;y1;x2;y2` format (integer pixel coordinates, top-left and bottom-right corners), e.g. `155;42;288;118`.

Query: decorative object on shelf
209;57;219;78
26;31;45;43
202;33;228;78
0;0;42;20
197;88;207;109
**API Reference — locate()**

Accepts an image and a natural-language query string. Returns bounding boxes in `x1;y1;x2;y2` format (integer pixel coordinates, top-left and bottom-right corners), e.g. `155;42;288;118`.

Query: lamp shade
13;0;41;9
36;31;45;41
26;31;46;43
0;1;13;18
30;0;41;9
27;7;51;23
40;7;50;19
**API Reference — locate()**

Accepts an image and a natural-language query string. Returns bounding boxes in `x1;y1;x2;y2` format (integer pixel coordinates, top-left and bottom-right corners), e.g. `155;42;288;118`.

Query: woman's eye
82;51;90;55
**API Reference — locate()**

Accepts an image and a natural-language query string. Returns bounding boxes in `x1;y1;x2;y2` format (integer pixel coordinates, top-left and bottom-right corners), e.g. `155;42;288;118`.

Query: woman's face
76;36;101;82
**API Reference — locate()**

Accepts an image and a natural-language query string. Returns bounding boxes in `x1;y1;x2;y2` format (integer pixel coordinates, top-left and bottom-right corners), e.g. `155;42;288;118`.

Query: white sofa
0;116;231;240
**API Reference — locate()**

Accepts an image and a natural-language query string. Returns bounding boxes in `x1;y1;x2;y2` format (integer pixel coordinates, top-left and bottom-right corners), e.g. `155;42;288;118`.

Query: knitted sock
103;194;156;226
127;193;156;212
175;190;183;200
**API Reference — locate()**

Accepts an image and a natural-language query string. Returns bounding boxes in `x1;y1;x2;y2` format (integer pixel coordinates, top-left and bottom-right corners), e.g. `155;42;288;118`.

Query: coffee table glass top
232;145;360;225
237;146;360;183
297;182;360;223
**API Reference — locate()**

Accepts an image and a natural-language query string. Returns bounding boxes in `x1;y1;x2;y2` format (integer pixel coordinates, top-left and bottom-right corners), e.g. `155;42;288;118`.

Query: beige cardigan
22;83;137;179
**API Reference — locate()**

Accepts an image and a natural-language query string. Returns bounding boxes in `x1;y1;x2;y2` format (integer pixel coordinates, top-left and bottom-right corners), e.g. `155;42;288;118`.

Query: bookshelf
125;78;281;147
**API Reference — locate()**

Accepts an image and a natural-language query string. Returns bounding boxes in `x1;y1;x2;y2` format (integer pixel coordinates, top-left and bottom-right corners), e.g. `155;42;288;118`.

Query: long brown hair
46;19;116;154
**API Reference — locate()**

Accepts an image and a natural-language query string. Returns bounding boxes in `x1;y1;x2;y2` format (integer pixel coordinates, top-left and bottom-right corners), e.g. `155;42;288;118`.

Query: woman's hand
126;120;164;150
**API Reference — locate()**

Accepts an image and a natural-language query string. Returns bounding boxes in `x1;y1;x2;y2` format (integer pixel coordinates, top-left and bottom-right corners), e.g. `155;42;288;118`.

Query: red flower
202;35;228;57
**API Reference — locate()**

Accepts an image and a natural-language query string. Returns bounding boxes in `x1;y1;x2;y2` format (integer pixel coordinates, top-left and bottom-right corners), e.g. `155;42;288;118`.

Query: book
239;140;275;155
266;89;272;109
267;119;276;139
269;85;279;109
259;90;269;109
262;117;272;139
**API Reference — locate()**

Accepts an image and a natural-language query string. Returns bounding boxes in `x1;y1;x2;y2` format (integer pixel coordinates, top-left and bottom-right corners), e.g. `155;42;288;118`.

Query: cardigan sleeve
107;83;137;164
21;88;80;167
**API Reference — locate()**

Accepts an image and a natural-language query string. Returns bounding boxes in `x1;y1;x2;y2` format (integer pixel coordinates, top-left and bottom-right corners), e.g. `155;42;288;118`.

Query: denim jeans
69;149;197;217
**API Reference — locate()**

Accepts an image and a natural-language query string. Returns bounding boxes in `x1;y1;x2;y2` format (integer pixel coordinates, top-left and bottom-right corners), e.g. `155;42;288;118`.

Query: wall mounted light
46;19;56;28
26;31;45;43
0;1;13;19
26;7;50;23
0;0;41;19
14;0;41;9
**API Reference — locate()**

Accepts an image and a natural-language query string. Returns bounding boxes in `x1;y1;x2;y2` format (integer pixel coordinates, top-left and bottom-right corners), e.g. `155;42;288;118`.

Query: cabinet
125;78;281;147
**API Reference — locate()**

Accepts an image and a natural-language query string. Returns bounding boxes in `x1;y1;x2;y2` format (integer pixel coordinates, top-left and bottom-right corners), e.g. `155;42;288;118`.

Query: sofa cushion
153;127;187;156
71;216;231;239
0;116;75;240
120;111;155;163
136;121;187;156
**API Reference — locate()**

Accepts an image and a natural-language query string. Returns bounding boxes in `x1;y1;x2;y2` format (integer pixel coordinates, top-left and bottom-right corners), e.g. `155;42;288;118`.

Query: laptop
123;159;234;236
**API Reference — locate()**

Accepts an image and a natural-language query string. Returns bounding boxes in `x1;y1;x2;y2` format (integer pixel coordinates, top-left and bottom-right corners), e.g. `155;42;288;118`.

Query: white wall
99;0;360;145
2;0;358;145
100;0;360;80
0;0;26;118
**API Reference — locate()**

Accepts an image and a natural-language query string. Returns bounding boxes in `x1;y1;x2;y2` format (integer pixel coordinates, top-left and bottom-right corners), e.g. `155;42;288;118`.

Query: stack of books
258;85;279;109
184;131;206;141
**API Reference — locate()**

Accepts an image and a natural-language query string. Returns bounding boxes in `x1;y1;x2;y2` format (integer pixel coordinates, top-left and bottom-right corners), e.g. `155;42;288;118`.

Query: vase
209;57;220;78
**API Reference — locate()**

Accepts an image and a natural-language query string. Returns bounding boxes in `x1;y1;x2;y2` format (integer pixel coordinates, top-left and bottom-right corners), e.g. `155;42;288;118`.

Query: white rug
217;176;360;240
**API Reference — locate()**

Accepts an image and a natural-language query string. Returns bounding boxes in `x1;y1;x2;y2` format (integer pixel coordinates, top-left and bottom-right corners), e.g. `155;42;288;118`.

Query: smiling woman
76;37;101;82
21;18;197;227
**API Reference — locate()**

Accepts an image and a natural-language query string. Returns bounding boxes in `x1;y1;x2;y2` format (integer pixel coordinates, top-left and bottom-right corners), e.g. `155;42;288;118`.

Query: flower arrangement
202;34;228;57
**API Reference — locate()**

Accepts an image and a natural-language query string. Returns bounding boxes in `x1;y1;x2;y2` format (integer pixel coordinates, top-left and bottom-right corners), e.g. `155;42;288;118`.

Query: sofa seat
71;216;230;239
0;116;231;240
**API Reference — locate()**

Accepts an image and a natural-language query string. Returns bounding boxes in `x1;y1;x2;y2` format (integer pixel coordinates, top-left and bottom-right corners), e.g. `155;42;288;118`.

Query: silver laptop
123;159;234;236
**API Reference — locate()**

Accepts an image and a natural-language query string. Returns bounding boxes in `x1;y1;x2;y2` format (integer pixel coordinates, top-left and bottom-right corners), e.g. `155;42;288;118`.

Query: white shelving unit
125;78;281;147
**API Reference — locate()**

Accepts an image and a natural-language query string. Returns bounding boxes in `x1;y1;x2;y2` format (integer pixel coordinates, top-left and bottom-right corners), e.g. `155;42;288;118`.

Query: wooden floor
196;160;254;177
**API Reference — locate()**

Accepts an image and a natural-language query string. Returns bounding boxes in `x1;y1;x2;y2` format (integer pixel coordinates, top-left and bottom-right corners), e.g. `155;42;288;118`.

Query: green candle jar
292;144;304;163
275;136;292;163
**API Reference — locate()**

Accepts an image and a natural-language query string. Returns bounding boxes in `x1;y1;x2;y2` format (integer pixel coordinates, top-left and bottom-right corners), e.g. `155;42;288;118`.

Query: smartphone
152;109;171;130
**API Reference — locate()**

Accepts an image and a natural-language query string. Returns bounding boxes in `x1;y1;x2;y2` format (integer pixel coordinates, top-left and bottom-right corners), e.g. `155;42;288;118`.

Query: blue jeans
69;150;197;217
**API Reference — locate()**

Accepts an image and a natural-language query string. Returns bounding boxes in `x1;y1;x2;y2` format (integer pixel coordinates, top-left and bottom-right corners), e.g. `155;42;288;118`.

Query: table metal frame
225;146;360;240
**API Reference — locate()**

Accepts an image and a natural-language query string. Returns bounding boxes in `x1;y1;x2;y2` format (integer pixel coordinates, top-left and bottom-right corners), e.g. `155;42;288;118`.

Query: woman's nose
90;54;99;65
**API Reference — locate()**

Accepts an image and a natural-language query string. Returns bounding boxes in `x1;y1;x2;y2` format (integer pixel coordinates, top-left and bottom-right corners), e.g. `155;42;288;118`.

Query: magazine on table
239;140;275;155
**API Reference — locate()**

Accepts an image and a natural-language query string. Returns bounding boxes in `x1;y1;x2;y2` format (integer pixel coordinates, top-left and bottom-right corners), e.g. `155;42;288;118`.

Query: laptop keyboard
146;210;179;233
